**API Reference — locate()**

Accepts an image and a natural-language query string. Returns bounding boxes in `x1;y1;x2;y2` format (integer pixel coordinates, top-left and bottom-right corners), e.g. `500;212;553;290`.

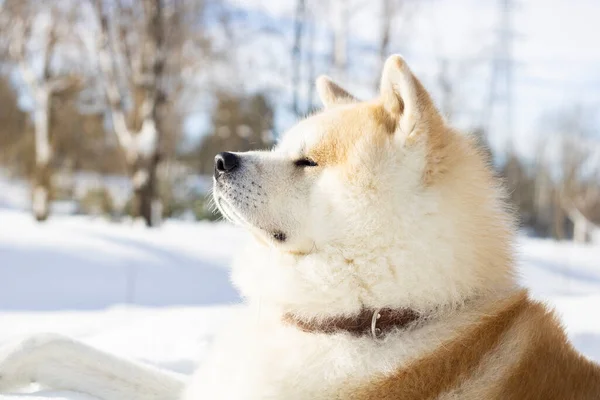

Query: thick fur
1;55;599;399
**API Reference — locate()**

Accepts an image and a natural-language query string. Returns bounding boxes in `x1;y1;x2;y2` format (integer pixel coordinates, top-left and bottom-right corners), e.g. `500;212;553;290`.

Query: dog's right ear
380;55;449;184
316;75;357;107
379;55;442;141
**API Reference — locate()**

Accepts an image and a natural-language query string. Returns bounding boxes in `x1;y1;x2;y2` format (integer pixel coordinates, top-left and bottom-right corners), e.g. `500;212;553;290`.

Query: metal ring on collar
371;308;382;339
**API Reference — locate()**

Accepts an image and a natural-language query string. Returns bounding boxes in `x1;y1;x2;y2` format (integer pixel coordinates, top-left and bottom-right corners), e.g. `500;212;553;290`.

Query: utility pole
292;0;306;116
484;0;517;144
331;0;348;80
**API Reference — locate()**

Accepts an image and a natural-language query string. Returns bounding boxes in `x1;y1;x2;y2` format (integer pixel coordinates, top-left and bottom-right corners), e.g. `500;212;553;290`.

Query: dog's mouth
214;187;288;244
214;192;247;226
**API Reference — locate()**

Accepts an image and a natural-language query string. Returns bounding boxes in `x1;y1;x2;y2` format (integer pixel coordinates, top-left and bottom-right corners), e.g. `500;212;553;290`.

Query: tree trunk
331;0;348;78
376;0;392;89
305;7;317;113
566;205;590;244
32;88;52;222
573;213;588;243
131;153;162;227
32;162;51;222
292;0;305;116
553;193;566;240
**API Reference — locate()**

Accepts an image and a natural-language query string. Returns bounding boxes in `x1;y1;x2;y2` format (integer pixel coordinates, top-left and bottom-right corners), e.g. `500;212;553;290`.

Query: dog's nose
214;152;239;176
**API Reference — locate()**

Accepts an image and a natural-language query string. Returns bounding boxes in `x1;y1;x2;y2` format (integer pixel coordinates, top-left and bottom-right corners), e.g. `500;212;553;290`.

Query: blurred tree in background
0;76;28;175
193;92;274;175
2;0;84;221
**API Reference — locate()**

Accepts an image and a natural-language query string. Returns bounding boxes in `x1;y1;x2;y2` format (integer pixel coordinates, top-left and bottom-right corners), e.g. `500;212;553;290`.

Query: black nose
214;152;239;175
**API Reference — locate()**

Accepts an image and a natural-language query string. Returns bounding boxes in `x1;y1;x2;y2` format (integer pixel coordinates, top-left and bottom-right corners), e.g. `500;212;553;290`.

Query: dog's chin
213;191;300;250
214;192;269;234
214;194;248;227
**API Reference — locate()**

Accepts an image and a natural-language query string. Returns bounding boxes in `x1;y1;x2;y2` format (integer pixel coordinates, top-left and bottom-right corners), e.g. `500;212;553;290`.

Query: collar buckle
371;308;383;339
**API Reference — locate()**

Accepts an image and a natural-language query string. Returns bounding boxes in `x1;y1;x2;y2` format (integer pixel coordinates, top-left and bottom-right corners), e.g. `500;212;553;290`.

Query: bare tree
330;0;348;79
88;0;217;226
530;140;557;238
89;0;175;227
435;57;454;119
535;106;600;242
292;0;306;116
433;56;480;121
0;76;28;174
3;0;82;221
374;0;418;90
377;0;393;82
305;8;317;113
195;92;275;175
558;132;600;243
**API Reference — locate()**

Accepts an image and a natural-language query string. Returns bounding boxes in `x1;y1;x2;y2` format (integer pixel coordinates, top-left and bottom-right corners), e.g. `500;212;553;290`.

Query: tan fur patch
493;300;600;399
306;104;392;167
309;71;456;187
435;331;526;400
348;293;600;400
349;291;529;400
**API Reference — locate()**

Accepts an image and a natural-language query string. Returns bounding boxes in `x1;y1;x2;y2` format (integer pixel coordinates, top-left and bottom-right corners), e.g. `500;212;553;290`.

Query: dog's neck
233;238;519;331
280;288;521;339
283;307;421;339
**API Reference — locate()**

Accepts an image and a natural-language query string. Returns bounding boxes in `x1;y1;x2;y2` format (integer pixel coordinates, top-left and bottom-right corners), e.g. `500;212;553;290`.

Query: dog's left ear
316;75;357;107
379;55;442;140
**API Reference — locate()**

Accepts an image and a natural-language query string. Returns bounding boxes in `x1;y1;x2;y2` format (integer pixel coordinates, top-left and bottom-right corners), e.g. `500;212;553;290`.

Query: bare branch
90;0;135;157
42;9;59;81
10;19;39;91
48;75;82;94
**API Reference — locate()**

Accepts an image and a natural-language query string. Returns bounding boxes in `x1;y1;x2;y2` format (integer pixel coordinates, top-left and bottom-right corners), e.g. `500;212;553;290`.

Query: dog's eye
294;158;318;167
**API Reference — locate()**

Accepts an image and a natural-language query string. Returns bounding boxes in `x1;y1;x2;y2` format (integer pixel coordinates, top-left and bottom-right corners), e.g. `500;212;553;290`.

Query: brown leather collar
284;307;421;339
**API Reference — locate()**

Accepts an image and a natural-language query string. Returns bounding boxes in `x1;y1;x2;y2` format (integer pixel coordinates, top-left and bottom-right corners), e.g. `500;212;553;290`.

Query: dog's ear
316;75;357;107
379;55;442;139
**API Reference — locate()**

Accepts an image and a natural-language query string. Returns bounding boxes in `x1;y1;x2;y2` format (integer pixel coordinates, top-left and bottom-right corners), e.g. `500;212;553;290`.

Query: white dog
1;55;599;399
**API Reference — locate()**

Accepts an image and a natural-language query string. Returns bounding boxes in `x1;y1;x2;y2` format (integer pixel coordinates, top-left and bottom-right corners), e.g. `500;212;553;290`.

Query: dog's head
213;56;516;316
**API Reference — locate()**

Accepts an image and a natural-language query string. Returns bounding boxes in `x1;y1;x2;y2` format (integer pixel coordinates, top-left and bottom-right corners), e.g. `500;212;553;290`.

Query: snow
0;209;600;399
0;210;242;311
0;173;29;211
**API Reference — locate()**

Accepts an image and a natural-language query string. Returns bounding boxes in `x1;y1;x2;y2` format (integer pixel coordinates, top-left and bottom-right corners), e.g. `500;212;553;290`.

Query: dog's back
352;291;600;400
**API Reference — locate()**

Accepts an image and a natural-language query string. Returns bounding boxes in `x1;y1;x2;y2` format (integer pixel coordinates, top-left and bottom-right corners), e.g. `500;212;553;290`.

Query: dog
1;55;599;400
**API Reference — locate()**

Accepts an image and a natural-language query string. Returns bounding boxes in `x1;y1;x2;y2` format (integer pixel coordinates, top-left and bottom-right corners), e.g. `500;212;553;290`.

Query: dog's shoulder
496;296;600;399
347;291;600;400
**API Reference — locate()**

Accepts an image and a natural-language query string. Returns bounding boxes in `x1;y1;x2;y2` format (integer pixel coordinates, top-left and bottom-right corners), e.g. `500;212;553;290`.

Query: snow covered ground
1;208;600;399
